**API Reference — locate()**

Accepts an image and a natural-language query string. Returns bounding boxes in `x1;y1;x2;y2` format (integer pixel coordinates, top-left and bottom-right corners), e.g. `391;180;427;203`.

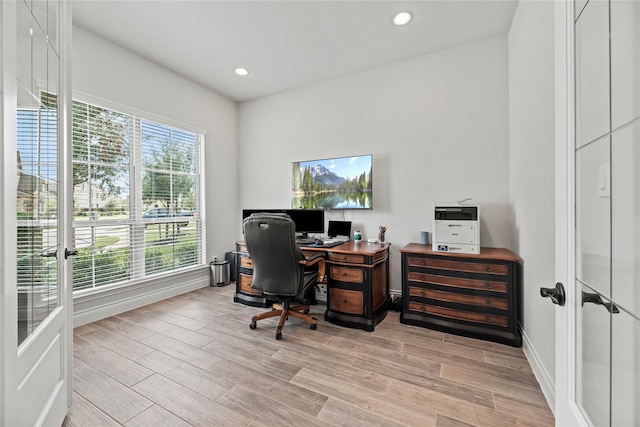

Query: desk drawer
407;272;507;293
407;256;507;276
328;253;365;265
408;286;508;310
330;266;364;284
330;288;363;315
239;273;260;295
408;302;508;328
239;257;253;269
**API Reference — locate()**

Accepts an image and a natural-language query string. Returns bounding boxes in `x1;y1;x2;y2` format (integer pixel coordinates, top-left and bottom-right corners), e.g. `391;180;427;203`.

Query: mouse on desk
314;239;323;245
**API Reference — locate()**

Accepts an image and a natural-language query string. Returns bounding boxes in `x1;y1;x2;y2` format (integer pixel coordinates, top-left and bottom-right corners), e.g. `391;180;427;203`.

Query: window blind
70;98;204;292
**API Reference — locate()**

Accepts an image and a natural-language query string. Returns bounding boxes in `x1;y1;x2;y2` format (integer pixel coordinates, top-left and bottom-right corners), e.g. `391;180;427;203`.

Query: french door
1;1;72;425
554;0;640;425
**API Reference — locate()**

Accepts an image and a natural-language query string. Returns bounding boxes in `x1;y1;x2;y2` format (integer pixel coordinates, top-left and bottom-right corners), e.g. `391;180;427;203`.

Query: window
70;98;204;292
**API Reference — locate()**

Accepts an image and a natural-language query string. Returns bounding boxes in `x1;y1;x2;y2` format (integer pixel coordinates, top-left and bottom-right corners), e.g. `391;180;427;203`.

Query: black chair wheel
310;323;317;330
276;332;282;340
249;321;257;330
303;309;310;314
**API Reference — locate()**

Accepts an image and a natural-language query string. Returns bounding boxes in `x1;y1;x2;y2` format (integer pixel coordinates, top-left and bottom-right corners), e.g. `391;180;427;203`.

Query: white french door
554;0;640;425
1;1;72;425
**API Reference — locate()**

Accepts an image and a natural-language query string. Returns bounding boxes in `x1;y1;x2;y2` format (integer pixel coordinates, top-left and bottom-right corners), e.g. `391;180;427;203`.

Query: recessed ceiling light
235;67;249;76
393;11;412;26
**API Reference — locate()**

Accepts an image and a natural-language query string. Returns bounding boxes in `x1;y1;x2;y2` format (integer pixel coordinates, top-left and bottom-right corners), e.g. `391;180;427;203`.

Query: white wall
71;27;238;323
73;26;238;266
238;35;513;292
507;0;557;407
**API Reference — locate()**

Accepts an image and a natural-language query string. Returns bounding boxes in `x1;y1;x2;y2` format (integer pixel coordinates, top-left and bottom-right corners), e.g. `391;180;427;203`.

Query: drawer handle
486;299;492;305
486;266;492;272
487;318;492;323
343;272;348;277
342;256;348;261
485;283;492;289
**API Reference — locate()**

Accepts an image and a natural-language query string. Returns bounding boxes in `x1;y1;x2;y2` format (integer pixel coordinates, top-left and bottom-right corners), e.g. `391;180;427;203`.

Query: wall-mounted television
291;154;372;209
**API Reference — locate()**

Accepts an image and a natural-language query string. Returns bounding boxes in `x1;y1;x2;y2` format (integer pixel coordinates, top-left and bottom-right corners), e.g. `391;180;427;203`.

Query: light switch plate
598;163;610;197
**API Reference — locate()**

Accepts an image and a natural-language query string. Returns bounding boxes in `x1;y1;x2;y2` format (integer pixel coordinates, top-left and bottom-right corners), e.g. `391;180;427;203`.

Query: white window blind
71;98;204;292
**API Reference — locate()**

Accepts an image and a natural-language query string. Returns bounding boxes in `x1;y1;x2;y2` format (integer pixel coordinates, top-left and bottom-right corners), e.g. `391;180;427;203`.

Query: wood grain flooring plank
485;351;534;374
403;343;540;387
440;364;549;407
72;358;153;424
131;373;252;427
74;343;154;387
208;358;328;417
271;344;391;394
386;378;542;427
292;367;437;427
140;332;223;370
124;405;192;427
81;326;155;362
215;384;327;427
435;413;476;427
494;393;555;426
136;350;233;400
316;397;409;427
372;312;446;342
443;334;526;359
402;340;485;363
94;315;156;342
62;392;121;427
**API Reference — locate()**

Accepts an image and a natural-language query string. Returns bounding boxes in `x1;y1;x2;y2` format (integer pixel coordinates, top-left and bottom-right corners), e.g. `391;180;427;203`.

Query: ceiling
71;1;518;102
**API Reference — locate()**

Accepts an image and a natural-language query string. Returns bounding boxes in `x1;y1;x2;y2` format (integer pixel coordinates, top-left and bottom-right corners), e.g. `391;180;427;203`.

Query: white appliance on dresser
432;203;480;254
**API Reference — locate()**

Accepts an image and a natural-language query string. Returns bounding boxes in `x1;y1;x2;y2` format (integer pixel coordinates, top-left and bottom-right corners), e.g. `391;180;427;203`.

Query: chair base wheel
249;321;257;330
276;332;282;340
310;323;317;330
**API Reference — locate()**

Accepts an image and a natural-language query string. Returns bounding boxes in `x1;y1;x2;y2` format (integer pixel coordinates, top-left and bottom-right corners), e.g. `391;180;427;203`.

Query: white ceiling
71;1;518;102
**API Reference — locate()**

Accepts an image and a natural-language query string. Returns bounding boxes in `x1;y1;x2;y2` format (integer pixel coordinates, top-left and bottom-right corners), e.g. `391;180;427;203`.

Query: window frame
69;92;206;295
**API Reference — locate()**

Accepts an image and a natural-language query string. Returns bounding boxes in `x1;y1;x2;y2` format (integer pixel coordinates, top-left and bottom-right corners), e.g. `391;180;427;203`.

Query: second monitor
285;209;324;238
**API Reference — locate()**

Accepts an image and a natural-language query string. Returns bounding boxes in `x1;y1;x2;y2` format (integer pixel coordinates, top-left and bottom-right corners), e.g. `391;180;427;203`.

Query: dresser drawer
238;273;260;295
407;272;507;293
239;256;253;269
330;289;364;314
408;302;508;328
408;286;508;310
330;266;364;283
328;253;366;265
407;256;508;276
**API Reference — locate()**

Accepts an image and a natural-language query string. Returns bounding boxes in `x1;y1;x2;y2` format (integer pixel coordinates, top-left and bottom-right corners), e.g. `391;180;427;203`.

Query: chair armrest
299;254;326;283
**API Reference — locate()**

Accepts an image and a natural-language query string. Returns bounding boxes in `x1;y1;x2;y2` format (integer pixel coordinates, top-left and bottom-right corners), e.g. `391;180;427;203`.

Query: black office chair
243;213;325;340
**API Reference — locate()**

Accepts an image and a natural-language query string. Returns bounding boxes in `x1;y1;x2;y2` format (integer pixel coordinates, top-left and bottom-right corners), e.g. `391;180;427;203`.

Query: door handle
64;248;78;259
582;291;619;314
41;250;57;258
540;282;566;306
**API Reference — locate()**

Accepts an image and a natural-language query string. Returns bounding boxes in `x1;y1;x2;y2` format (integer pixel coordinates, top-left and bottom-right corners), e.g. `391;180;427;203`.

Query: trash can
210;258;230;286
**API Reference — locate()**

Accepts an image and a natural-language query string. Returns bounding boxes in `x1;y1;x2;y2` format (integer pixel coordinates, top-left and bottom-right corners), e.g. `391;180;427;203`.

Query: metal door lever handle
582;291;619;314
540;282;566;306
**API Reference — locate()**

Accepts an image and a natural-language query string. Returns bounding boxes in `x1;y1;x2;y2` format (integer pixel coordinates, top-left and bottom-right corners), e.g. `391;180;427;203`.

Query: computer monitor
242;209;285;219
327;220;352;238
285;209;324;238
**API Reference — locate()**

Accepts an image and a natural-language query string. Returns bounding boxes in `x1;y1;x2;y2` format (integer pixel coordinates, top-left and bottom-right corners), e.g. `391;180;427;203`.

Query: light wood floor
64;285;554;427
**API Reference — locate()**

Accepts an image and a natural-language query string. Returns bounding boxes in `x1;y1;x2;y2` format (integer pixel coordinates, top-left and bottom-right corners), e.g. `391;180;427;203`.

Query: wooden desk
233;241;391;332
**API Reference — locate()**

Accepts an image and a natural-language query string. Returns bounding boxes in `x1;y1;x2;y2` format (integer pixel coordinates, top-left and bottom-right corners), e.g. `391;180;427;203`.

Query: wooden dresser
400;244;522;347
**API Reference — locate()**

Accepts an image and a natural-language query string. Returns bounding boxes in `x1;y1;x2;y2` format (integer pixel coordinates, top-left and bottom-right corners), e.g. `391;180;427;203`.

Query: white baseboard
73;266;209;327
521;327;556;415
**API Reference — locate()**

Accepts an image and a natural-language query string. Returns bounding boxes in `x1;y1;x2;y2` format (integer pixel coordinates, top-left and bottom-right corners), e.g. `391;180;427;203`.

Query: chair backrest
243;213;306;296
